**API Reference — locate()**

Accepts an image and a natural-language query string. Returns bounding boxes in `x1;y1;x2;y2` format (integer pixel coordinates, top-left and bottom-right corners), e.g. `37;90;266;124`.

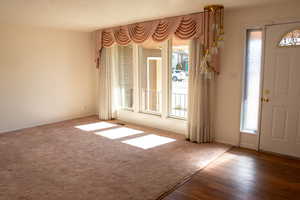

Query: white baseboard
240;142;258;150
0;112;96;134
117;110;186;135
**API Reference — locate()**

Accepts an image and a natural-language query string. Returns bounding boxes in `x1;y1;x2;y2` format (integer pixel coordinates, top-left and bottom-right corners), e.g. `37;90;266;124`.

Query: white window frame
240;28;264;135
167;39;189;120
145;57;162;114
114;44;134;112
137;44;166;116
116;40;187;135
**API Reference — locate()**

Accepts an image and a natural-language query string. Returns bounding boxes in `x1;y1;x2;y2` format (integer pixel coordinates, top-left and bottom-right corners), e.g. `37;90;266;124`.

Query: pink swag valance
95;7;224;73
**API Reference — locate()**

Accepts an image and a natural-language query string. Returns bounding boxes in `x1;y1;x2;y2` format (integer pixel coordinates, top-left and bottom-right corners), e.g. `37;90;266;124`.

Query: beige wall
0;24;97;133
3;1;299;147
214;0;300;149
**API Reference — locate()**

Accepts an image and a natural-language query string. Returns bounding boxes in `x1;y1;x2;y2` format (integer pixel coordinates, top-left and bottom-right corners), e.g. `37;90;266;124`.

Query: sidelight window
240;29;263;133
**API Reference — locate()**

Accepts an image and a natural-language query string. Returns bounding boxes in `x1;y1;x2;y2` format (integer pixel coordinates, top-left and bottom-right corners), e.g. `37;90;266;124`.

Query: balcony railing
121;88;187;119
170;92;187;118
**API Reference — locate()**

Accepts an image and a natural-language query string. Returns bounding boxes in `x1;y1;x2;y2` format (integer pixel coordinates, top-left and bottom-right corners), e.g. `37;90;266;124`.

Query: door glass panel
279;29;300;47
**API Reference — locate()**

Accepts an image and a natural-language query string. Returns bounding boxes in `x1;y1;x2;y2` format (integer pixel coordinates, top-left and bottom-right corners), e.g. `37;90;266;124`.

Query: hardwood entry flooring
163;148;300;200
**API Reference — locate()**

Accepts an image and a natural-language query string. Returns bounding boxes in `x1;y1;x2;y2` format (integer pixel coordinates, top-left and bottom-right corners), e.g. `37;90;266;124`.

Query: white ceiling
0;0;287;32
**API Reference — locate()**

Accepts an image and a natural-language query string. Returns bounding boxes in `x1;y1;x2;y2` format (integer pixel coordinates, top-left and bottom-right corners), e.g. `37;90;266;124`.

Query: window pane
139;40;162;113
279;29;300;47
117;45;133;109
170;38;189;118
241;30;262;132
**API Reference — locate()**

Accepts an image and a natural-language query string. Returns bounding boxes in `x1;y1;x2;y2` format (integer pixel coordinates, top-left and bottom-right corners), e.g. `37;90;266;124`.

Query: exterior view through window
139;40;162;114
117;45;134;109
241;29;262;133
278;29;300;47
115;38;190;120
170;38;189;118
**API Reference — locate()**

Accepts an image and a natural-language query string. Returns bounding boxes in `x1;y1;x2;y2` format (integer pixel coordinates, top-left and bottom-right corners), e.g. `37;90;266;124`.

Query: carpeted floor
0;116;230;200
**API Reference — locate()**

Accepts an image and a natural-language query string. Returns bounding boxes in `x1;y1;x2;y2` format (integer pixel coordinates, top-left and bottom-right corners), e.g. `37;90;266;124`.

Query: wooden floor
163;147;300;200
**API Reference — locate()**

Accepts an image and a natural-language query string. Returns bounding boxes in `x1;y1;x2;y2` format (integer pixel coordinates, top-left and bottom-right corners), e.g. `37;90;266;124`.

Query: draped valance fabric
97;13;203;49
95;13;208;66
95;7;224;74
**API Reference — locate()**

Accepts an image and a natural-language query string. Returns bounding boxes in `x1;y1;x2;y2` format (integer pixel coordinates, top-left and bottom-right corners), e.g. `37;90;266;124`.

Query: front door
260;22;300;158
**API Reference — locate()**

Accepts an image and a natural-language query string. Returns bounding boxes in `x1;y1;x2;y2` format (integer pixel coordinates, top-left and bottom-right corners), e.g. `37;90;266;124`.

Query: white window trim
161;40;169;119
146;57;162;114
133;44;140;113
137;43;166;116
167;39;188;120
116;41;187;134
240;27;264;135
113;44;135;111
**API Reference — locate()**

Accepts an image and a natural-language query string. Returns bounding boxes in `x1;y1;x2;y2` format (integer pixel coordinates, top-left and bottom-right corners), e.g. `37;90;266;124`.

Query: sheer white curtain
186;39;215;143
98;47;117;120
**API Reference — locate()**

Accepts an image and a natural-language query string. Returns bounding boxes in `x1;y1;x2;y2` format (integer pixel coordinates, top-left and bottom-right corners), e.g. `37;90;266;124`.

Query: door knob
261;97;270;102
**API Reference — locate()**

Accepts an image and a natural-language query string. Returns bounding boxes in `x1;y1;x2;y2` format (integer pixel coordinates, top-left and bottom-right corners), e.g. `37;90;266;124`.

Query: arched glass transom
279;29;300;47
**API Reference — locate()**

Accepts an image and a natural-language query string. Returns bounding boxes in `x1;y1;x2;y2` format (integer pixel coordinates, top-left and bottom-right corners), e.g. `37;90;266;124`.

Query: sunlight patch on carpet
75;122;117;131
122;134;176;149
95;127;144;139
